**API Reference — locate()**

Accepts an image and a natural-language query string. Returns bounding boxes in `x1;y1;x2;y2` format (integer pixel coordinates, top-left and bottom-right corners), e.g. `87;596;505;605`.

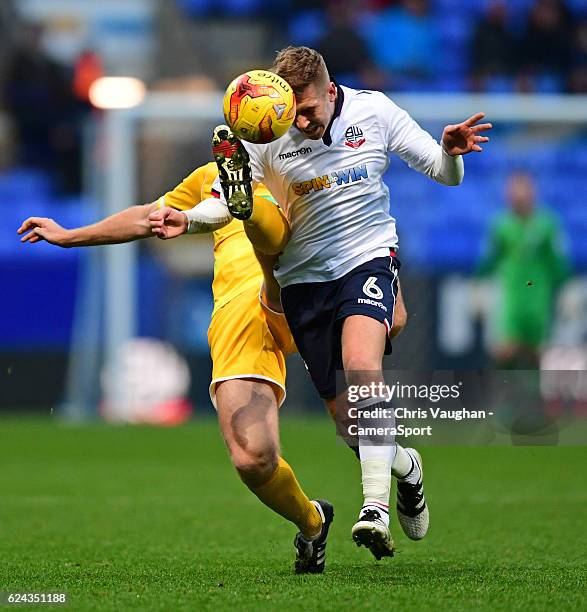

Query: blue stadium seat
482;76;516;93
555;147;587;173
221;0;263;16
533;74;565;94
2;195;97;259
538;176;587;207
0;168;53;202
176;0;265;17
288;10;325;46
434;1;484;17
566;0;587;16
570;229;587;268
424;217;485;272
175;0;213;17
433;74;469;92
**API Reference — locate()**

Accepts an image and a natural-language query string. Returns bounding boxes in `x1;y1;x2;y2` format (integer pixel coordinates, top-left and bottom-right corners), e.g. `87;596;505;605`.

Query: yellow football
223;69;296;144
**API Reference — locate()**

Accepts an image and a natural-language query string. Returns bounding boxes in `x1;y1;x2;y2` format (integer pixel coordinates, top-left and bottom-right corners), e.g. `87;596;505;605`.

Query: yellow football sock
244;196;290;255
250;457;322;539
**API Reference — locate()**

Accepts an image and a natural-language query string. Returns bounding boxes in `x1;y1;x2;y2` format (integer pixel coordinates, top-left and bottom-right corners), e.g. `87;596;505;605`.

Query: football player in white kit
151;46;491;569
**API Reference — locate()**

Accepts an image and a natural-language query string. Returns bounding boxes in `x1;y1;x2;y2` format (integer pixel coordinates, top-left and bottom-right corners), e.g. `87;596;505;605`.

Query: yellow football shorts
208;284;296;408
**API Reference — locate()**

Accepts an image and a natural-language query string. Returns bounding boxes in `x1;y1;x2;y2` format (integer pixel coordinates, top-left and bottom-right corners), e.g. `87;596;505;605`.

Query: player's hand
441;112;492;156
148;206;188;240
17;217;70;246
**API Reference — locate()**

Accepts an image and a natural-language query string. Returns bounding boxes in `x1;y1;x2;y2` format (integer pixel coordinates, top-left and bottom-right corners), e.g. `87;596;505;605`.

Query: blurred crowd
299;0;587;93
0;17;102;194
470;0;587;93
1;0;586;197
177;0;587;93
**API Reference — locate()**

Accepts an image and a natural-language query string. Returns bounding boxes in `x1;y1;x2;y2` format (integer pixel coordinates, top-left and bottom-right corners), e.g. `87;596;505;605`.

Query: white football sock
356;396;395;513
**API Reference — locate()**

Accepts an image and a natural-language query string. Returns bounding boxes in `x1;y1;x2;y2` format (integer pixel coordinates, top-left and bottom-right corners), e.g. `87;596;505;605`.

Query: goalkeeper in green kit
478;172;570;368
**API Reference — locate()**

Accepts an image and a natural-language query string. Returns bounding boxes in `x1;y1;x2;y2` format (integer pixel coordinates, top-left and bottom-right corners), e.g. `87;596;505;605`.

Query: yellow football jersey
159;162;274;315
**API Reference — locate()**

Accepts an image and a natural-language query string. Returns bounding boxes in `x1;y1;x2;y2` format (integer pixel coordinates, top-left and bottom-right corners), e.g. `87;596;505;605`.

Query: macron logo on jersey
292;164;368;196
278;147;312;160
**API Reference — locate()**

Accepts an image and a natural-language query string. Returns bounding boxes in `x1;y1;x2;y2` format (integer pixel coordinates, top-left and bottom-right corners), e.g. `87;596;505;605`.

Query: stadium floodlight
89;77;147;110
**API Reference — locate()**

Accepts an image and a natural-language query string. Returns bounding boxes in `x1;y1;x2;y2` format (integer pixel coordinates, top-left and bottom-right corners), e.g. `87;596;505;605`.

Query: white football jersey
218;84;461;287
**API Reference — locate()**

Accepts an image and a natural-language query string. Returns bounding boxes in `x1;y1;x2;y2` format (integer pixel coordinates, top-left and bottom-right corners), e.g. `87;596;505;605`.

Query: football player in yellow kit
17;162;334;574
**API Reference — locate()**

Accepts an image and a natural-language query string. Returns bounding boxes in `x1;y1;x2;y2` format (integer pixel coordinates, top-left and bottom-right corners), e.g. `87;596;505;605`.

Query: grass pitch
1;417;585;610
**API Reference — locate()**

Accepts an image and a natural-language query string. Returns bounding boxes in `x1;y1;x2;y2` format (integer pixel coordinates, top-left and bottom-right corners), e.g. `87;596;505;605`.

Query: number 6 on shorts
362;276;383;300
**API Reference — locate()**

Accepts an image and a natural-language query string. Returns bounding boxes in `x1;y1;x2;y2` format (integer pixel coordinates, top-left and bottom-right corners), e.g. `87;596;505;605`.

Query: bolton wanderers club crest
344;125;365;149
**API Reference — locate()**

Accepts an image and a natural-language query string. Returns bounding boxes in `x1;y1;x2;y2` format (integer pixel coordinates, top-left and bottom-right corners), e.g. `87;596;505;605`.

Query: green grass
1;417;585;610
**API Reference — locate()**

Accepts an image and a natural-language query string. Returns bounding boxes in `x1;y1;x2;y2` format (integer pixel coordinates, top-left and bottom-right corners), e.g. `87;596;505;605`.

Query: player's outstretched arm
385;99;491;186
18;203;159;247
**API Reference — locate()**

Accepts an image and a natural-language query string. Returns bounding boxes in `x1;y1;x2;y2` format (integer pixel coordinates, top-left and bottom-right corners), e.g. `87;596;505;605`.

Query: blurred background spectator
2;23;83;194
73;49;104;106
315;0;384;89
0;0;18;77
366;0;438;90
469;1;516;91
569;19;587;93
517;0;573;92
477;172;570;368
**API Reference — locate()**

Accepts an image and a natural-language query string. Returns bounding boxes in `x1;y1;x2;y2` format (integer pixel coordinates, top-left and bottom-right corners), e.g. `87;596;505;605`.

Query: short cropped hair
271;46;329;94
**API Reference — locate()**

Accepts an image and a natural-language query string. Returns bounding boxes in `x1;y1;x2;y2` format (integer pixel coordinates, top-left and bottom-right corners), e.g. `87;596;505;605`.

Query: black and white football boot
351;506;395;560
396;448;429;540
212;124;254;220
293;499;334;574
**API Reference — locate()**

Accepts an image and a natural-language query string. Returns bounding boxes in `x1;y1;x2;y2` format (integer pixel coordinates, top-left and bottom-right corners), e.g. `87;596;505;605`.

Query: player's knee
344;351;382;379
231;444;279;487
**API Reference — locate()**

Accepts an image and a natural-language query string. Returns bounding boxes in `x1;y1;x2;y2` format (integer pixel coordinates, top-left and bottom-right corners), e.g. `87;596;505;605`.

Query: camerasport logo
344;125;365;148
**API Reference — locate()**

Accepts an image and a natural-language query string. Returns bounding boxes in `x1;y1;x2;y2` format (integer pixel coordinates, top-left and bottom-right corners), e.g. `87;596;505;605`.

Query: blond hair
271;46;329;94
